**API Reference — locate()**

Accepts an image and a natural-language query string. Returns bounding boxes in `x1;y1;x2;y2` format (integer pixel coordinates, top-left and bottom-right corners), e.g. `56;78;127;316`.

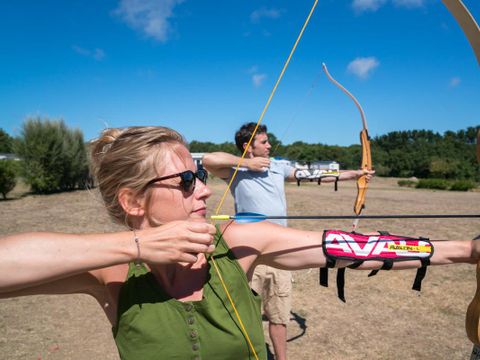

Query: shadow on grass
262;310;308;359
0;191;32;201
287;311;307;342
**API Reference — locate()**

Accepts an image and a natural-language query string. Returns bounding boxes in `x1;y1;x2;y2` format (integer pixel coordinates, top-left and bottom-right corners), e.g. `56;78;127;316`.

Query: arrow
211;212;480;223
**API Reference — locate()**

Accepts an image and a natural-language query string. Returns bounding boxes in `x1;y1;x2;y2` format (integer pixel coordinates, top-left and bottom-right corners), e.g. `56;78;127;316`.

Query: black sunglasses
143;169;208;193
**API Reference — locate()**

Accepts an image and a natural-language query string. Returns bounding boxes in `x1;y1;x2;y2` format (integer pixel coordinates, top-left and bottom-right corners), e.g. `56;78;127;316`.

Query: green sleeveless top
113;226;266;360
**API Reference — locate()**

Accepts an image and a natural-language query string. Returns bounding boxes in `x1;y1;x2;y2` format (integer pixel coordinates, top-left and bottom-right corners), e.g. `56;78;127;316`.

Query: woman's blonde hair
89;126;186;227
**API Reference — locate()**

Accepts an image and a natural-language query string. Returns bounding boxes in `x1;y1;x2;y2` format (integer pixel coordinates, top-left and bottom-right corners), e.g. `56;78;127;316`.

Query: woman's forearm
0;231;135;293
0;220;216;294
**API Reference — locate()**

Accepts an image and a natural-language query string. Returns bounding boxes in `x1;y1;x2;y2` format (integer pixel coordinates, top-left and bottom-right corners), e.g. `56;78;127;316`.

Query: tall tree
14;117;89;193
0;128;13;153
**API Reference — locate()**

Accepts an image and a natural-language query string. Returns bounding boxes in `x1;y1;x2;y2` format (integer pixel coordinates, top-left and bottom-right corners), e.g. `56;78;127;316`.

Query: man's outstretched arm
203;152;270;179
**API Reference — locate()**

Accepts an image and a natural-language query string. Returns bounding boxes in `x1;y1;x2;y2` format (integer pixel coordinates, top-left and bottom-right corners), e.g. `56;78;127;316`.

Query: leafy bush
415;179;450;190
449;180;477;191
14;118;89;193
0;128;13;153
397;179;417;188
415;178;477;191
0;160;17;199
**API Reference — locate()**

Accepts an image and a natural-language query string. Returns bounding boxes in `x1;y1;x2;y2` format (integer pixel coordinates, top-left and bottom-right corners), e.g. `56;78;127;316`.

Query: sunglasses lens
145;169;207;193
180;171;195;192
197;169;208;184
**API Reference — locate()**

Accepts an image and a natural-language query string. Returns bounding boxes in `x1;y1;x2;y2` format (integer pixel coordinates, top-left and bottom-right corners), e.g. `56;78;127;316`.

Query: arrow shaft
264;214;480;220
211;214;480;221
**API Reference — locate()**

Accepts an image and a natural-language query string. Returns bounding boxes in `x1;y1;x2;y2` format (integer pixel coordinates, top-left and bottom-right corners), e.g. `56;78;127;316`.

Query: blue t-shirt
228;160;293;226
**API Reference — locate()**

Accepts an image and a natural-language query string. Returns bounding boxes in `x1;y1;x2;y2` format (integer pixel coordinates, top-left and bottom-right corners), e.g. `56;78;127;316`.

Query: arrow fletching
211;212;268;223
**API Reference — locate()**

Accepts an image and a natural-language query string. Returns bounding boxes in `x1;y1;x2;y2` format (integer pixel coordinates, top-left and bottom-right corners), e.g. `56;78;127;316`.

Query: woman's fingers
180;242;216;255
186;222;217;242
137;221;217;264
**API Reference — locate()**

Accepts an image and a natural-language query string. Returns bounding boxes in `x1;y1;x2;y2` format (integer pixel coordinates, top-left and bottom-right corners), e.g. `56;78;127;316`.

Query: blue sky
0;0;479;147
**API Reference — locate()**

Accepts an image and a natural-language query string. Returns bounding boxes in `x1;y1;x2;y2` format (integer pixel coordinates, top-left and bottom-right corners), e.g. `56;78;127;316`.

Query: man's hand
358;169;375;182
245;157;270;172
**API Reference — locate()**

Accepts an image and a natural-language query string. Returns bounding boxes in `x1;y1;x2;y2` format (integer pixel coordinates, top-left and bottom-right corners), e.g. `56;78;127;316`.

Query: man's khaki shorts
251;265;292;325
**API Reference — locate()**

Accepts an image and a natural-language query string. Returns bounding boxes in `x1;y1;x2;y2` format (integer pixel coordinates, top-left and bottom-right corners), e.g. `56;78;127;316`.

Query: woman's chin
190;216;207;223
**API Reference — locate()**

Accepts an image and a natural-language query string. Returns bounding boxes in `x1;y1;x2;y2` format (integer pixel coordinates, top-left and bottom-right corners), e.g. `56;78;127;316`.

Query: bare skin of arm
202;152;270;179
286;168;376;183
0;221;216;296
222;221;477;279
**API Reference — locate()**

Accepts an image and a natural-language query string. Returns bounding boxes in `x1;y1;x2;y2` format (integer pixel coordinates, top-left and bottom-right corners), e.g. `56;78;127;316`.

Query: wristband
132;229;141;267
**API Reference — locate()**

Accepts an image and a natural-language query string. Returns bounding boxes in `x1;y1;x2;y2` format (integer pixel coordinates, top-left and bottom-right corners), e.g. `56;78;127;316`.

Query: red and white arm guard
320;230;433;302
323;230;433;262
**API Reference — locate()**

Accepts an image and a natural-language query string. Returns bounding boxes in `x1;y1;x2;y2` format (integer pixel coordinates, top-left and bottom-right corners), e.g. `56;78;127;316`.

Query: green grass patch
416;179;450;190
415;179;478;191
397;179;417;188
449;180;477;191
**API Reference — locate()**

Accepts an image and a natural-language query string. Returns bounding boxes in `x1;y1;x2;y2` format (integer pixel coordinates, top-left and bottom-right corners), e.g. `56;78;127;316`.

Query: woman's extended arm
223;222;477;274
0;221;216;295
0;231;135;294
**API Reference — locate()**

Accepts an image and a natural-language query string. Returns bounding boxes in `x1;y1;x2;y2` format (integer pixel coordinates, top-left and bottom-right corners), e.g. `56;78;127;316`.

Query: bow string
209;2;319;359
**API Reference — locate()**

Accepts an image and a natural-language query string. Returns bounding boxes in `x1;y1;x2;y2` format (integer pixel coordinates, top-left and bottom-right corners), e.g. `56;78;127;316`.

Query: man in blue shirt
203;122;374;360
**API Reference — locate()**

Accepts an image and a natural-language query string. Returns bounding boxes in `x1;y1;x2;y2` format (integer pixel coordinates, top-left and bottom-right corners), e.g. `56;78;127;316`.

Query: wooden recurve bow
438;0;480;353
322;63;372;229
466;128;480;352
441;0;480;66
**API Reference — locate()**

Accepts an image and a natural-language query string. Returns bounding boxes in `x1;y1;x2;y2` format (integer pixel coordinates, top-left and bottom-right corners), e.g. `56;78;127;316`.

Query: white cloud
250;7;283;23
137;68;158;80
352;0;387;13
93;49;105;61
248;65;267;87
353;0;424;13
252;73;267;87
114;0;184;42
449;76;461;87
72;45;89;56
72;45;106;61
347;57;380;79
393;0;424;8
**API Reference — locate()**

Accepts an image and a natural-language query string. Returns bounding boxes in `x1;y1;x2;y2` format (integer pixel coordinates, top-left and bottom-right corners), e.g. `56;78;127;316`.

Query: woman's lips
193;207;207;216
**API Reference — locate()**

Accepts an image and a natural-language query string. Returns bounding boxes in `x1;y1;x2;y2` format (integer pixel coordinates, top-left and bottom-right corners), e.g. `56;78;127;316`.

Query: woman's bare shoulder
220;222;283;251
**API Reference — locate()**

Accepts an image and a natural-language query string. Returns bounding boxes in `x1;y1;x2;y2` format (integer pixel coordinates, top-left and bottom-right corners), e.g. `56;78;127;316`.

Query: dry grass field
1;177;479;359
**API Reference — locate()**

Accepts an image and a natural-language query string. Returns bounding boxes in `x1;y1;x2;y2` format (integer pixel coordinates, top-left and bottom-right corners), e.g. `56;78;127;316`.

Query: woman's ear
118;188;145;217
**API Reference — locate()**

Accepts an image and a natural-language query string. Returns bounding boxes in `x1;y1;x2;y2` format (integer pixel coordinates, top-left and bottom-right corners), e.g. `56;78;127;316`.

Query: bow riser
466;262;480;345
354;129;372;215
466;129;480;346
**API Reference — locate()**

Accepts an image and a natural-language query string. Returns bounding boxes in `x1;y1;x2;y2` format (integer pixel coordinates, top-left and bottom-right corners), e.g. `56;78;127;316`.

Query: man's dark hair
234;122;268;153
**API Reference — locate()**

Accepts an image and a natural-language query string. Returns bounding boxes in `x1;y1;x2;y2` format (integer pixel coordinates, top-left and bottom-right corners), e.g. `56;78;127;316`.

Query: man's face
249;132;271;158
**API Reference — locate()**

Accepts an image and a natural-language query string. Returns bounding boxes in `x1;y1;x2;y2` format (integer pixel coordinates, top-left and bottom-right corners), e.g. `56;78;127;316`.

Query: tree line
0;118;478;199
190;126;480;181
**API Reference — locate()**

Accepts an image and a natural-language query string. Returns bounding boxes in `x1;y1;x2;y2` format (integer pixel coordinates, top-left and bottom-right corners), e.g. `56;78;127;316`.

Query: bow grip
466;262;480;345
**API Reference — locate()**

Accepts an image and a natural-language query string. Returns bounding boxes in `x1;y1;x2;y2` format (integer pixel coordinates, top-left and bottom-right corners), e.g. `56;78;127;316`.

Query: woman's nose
195;179;212;199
